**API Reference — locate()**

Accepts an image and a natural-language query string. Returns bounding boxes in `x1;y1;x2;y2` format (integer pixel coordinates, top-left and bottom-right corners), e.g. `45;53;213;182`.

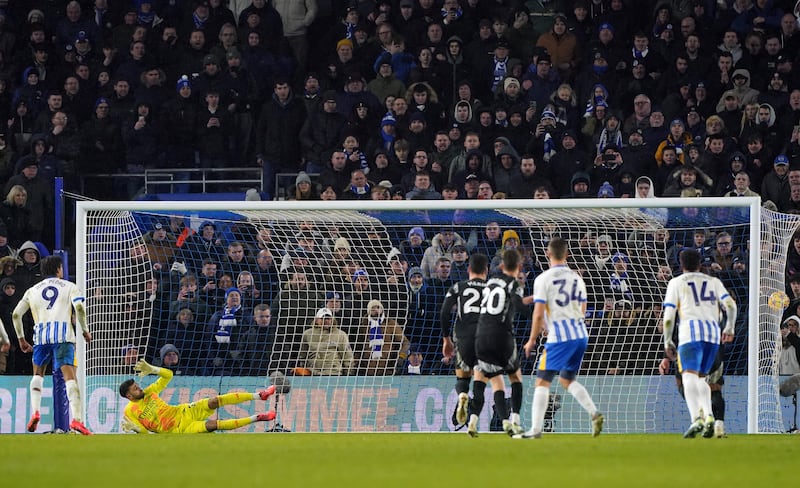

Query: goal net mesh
78;201;794;433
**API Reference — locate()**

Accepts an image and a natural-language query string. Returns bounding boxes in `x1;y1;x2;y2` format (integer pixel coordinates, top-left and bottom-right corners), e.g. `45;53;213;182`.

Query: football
768;291;790;311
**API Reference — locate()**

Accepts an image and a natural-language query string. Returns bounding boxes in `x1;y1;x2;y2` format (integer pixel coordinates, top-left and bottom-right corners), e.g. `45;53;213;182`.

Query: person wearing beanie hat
159;72;201;195
334;236;351;253
159;344;181;370
202;53;219;66
504;77;520;90
400;227;429;268
352;269;369;283
407;266;423;280
358;299;409;375
597;181;615;198
300;307;354;375
176;75;192;92
381;113;397;127
295;171;312;186
502;229;520;248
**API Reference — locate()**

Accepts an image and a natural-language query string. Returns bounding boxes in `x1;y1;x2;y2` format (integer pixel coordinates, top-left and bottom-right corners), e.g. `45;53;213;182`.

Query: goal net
75;198;790;434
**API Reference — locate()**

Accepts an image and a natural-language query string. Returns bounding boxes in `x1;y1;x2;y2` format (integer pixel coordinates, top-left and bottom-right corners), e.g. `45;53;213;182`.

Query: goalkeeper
119;359;277;433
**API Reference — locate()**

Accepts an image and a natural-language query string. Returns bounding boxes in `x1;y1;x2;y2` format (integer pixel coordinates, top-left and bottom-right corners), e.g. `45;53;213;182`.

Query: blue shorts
677;341;719;375
32;343;76;370
536;338;588;381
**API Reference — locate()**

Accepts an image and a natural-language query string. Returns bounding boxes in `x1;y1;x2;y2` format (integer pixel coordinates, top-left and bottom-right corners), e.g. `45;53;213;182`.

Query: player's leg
207;411;277;432
468;369;488;437
677;342;705;435
55;343;92;435
698;342;720;437
504;369;524;435
559;338;602;436
454;368;471;426
707;348;726;437
207;386;277;409
28;345;54;432
453;333;477;426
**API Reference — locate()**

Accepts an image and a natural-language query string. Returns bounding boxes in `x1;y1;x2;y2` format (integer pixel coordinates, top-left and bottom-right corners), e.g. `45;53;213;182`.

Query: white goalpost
74;197;792;434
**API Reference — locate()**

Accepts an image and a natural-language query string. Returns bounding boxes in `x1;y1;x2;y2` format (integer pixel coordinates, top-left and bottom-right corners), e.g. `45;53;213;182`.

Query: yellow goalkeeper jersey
124;370;182;433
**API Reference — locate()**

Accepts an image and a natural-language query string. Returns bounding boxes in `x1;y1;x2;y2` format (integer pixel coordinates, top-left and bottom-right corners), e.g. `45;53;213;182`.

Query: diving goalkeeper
119;359;277;433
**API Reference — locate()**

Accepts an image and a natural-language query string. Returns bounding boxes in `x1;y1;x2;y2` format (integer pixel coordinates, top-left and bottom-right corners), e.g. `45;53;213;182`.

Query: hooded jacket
715;69;759;111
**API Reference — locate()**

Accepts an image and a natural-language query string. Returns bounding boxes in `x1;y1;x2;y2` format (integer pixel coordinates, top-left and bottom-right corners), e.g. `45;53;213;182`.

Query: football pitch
2;433;797;486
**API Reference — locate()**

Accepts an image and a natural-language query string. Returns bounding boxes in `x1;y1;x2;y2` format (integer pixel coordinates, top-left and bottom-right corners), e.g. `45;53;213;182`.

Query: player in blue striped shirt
663;248;737;438
515;237;603;439
13;255;92;435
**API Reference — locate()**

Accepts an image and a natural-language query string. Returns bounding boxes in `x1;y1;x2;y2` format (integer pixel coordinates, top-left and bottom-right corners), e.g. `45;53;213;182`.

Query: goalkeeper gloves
134;359;160;377
170;261;188;275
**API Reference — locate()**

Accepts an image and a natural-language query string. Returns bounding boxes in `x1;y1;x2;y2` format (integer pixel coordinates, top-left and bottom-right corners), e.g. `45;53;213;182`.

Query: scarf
368;315;384;359
610;272;633;300
214;305;240;343
543;132;556;163
192;12;207;30
345;22;356;39
491;57;507;92
597;128;623;154
380;126;395;150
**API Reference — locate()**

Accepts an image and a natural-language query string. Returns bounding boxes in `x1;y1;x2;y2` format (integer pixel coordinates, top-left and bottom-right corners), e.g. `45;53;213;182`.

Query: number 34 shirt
532;265;588;343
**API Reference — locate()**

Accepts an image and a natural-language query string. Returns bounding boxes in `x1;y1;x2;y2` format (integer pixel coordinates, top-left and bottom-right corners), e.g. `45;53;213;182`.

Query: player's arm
524;300;546;358
0;317;9;352
72;295;91;343
662;280;678;358
11;296;31;352
135;359;174;393
719;290;737;343
121;411;147;434
440;285;458;359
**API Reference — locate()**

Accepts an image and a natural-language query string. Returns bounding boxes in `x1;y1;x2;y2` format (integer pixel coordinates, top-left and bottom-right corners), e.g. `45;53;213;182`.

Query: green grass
2;433;797;487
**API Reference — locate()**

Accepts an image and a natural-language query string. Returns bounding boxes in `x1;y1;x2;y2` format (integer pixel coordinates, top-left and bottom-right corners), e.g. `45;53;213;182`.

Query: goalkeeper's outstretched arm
135;359;173;379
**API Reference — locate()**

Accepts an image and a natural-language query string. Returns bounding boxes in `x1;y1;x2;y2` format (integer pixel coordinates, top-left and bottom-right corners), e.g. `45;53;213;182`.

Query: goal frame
75;197;764;433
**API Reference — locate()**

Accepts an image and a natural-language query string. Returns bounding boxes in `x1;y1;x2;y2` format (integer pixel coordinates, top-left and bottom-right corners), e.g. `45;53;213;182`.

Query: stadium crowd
0;0;798;378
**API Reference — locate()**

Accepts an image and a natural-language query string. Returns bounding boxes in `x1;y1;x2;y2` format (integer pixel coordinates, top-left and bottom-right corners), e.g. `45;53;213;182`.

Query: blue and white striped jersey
663;272;732;346
18;277;86;345
532;265;588;343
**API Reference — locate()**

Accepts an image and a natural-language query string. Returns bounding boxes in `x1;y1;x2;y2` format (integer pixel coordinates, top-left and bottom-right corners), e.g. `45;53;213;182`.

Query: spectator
5;154;52;247
205;287;252;375
13;241;43;293
235;271;261;309
354;299;409;375
241;303;275;376
272;269;321;371
299;91;347;174
0;185;33;248
158;344;186;376
761;154;791;209
256;78;308;199
779;315;800;397
182;222;226;274
405;170;443;200
299;307;354;376
341;169;372;200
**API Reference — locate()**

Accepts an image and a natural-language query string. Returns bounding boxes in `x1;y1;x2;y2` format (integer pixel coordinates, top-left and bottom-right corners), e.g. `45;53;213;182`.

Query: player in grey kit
467;249;526;437
441;253;489;427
